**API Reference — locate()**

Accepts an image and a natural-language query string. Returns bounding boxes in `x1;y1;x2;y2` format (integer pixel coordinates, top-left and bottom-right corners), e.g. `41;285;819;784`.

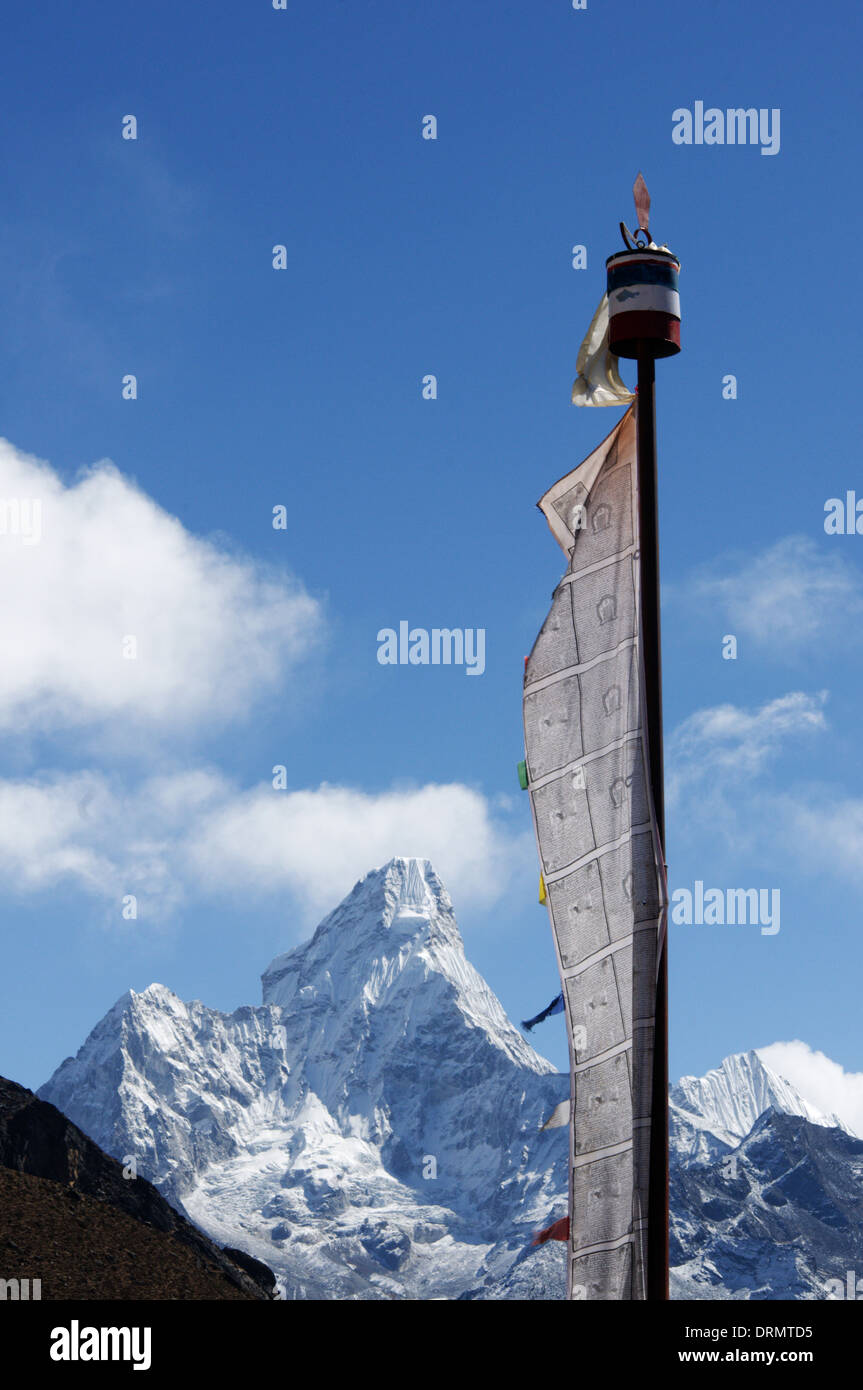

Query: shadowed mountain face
670;1053;863;1300
671;1108;863;1300
0;1076;274;1300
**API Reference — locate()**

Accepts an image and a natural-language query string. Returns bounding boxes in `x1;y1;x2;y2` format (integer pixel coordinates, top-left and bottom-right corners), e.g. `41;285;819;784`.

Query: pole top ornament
619;172;673;255
605;174;681;359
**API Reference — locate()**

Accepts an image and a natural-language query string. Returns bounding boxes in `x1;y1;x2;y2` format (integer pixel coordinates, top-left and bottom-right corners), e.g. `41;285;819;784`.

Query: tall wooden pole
636;349;670;1302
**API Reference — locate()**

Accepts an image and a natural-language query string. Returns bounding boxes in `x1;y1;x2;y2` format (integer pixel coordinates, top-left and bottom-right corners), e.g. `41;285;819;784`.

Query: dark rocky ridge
0;1075;276;1300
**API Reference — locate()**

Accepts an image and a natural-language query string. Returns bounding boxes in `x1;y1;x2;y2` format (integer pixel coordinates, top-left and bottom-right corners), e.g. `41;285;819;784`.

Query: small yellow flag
538;873;546;905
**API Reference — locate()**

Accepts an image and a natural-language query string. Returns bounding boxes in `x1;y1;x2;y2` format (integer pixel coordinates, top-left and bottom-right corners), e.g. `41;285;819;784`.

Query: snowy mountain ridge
38;856;862;1300
670;1049;852;1168
40;858;569;1299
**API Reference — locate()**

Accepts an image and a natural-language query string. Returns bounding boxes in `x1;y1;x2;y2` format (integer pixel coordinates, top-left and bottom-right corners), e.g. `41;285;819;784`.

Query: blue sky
2;0;863;1125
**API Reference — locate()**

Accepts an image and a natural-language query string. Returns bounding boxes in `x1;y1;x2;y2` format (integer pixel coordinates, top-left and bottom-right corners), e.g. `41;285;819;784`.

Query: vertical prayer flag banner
522;404;667;1300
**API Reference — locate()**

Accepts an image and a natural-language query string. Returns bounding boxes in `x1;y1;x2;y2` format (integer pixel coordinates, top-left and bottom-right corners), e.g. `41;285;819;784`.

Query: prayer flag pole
523;174;680;1299
607;173;680;1300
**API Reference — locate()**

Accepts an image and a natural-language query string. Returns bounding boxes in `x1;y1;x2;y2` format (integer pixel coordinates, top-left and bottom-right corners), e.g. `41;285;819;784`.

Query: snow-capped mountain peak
260;857;547;1075
39;857;569;1300
670;1053;863;1302
671;1049;851;1164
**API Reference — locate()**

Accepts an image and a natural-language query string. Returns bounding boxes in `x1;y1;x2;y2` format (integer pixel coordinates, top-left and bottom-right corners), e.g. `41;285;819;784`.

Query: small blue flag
521;993;564;1032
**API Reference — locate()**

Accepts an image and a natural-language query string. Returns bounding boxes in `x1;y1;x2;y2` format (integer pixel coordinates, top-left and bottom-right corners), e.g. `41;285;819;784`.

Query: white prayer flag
523;405;666;1299
571;295;635;408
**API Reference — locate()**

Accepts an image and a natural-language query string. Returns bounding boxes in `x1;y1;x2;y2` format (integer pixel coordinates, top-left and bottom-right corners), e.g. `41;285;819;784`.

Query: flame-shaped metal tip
633;172;650;234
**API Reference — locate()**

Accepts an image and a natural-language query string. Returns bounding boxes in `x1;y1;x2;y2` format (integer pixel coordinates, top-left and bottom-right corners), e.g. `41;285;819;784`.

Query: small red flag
533;1215;570;1246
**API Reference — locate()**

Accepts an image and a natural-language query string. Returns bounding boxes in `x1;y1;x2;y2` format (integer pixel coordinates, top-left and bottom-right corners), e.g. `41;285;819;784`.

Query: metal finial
633;172;650;235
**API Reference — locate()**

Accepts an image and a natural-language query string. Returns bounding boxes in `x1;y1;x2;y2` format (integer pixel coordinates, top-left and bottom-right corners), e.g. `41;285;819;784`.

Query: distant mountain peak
260;857;464;1008
671;1049;852;1149
260;857;549;1076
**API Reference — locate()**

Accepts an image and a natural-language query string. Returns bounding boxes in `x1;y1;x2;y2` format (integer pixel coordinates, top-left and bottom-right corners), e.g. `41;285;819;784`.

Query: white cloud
0;439;529;930
0;771;528;926
758;1041;863;1137
666;693;863;887
691;536;863;656
0;772;118;894
667;691;827;804
775;793;863;884
0;438;323;732
0;769;228;909
189;781;530;919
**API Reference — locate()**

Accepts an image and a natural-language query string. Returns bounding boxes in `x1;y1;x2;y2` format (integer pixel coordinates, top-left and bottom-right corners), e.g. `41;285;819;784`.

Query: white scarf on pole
571;294;635;408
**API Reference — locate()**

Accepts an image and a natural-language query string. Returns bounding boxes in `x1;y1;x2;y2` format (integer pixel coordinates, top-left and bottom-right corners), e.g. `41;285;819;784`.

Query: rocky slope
0;1076;274;1300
